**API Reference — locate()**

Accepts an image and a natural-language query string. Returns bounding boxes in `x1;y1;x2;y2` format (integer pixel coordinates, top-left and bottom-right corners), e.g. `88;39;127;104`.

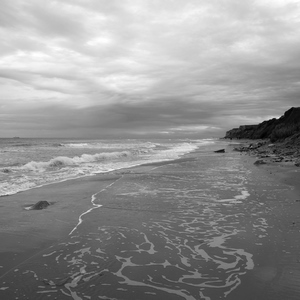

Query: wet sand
228;158;300;300
0;148;300;299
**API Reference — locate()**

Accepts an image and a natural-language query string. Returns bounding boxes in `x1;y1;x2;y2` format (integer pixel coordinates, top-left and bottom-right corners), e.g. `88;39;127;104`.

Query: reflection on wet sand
1;152;290;299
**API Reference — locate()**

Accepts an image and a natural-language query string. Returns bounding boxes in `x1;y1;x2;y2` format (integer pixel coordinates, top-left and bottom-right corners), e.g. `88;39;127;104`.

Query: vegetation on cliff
225;107;300;142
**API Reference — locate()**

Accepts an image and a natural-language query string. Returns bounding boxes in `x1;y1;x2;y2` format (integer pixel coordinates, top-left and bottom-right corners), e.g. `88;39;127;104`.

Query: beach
1;143;300;299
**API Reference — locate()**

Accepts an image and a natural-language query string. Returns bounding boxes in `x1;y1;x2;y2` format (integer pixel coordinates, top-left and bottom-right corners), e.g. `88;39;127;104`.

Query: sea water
0;138;218;196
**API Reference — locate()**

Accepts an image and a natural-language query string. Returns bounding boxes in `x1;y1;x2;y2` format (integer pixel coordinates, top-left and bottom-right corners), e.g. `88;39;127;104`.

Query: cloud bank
1;0;300;137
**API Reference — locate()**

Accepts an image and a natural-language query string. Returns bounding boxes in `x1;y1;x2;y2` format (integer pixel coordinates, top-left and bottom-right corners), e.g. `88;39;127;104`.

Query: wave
20;149;152;171
62;141;158;150
63;143;91;148
0;140;209;196
7;143;35;147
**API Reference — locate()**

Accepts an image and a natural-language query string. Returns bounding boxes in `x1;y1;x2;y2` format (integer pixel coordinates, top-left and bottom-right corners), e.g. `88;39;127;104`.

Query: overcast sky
1;0;300;138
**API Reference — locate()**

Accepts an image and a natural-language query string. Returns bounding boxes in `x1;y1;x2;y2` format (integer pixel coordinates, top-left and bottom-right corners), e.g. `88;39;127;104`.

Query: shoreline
0;153;200;198
0;155;190;278
0;172;125;276
1;145;300;299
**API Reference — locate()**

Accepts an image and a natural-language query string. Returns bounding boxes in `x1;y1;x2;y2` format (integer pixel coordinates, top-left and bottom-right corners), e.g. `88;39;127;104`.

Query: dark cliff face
225;107;300;142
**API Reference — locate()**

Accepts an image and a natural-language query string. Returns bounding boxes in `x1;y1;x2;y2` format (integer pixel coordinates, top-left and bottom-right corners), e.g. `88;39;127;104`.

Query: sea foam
20;150;145;171
0;139;213;196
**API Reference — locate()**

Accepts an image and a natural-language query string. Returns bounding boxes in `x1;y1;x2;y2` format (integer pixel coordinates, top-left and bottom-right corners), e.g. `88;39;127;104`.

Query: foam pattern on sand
1;223;254;300
1;152;279;300
1;151;296;300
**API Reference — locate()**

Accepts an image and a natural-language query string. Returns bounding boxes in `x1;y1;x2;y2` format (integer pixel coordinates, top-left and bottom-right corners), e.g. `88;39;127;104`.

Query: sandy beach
2;0;300;298
1;145;300;300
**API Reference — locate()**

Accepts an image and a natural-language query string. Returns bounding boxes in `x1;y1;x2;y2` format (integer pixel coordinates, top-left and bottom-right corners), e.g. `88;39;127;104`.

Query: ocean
0;138;219;196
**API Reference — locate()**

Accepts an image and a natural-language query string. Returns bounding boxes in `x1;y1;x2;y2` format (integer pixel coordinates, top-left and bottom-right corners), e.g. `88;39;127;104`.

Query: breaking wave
62;141;157;150
21;150;136;171
0;140;215;196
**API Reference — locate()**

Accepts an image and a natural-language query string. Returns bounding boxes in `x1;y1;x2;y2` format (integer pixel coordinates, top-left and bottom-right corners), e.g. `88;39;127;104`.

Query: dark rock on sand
225;107;300;166
26;201;51;210
232;140;300;165
254;160;267;165
214;149;225;153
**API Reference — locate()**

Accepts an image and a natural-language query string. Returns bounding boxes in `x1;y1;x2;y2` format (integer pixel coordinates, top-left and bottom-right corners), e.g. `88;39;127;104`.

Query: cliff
225;107;300;142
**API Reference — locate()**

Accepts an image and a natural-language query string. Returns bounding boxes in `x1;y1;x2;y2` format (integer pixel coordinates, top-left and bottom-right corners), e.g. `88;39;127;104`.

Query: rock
284;151;296;156
26;201;51;210
254;160;267;165
214;149;225;153
295;162;300;167
273;156;284;162
249;143;262;150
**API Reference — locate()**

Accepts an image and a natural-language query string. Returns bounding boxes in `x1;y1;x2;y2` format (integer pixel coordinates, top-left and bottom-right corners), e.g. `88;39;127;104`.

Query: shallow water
0;138;215;196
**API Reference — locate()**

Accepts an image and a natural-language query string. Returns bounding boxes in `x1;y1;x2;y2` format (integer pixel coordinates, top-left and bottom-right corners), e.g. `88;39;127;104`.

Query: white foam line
113;256;197;300
69;176;123;235
42;250;57;257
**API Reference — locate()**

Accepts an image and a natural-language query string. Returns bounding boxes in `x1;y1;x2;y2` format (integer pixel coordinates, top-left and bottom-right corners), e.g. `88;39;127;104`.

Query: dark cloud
1;99;221;137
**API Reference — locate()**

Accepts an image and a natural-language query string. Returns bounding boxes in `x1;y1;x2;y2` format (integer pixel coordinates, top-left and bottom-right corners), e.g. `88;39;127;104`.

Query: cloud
1;94;283;138
0;0;300;137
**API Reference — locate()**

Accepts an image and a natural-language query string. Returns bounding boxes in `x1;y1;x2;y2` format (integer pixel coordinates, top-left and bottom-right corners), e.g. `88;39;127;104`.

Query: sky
1;0;300;138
